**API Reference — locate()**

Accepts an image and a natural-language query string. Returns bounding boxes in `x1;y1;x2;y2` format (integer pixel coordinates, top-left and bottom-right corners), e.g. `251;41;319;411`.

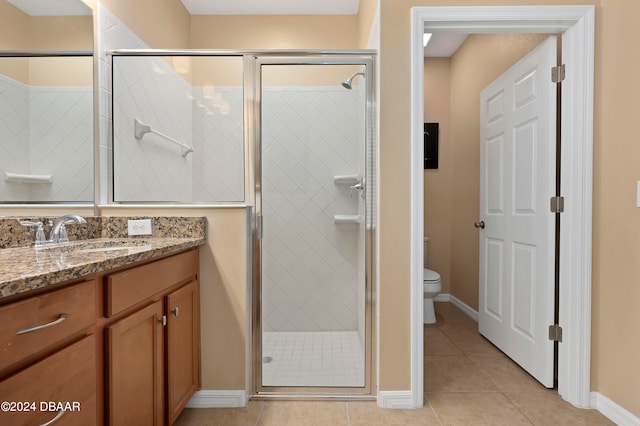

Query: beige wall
384;0;640;418
592;0;640;416
190;15;357;50
99;207;250;390
0;2;92;51
100;0;190;49
357;0;379;48
0;0;29;50
423;58;452;294
448;33;548;309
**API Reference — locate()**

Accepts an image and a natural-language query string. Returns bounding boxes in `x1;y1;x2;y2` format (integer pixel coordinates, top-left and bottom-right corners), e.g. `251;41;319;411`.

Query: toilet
423;237;442;324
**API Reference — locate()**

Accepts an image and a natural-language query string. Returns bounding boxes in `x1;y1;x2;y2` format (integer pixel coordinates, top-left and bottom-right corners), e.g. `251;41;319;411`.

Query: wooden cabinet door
166;281;200;425
107;301;164;426
0;335;96;426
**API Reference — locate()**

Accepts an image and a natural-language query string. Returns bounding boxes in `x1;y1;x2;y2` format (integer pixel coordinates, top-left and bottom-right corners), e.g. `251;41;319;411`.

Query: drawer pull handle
171;307;179;317
41;409;65;426
16;313;68;335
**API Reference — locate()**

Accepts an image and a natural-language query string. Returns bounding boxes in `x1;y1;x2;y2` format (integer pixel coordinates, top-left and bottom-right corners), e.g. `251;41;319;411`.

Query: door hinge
549;324;563;342
551;64;566;83
550;196;565;213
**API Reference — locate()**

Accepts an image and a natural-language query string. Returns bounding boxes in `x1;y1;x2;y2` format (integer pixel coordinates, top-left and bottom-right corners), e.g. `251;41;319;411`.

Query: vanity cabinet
0;280;97;425
0;245;200;426
104;249;200;426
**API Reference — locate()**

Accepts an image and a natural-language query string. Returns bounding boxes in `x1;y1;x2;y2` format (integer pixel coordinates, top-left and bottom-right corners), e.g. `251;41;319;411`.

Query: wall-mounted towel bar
3;172;53;184
134;118;194;157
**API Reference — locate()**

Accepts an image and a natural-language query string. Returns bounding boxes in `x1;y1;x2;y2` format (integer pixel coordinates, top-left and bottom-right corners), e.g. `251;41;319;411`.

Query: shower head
341;71;365;90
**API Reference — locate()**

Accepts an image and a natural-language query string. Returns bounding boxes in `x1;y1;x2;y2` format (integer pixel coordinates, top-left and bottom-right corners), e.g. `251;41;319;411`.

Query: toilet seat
423;268;441;283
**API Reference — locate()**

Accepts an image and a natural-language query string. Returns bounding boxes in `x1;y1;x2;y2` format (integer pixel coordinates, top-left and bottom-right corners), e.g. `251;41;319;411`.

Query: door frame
410;6;595;408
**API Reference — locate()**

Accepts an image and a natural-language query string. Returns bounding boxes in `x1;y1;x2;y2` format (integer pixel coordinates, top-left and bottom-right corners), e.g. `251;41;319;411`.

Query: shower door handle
474;220;485;229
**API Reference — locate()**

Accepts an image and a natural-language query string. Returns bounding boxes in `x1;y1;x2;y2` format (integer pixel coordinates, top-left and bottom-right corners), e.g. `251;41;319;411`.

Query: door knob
474;221;485;229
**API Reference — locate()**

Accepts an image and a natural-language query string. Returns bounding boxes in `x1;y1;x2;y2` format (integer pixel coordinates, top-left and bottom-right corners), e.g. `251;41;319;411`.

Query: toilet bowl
423;268;441;324
423;237;441;324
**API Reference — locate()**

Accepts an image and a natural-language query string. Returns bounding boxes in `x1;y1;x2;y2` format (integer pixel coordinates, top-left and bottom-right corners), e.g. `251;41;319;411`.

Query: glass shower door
257;62;371;390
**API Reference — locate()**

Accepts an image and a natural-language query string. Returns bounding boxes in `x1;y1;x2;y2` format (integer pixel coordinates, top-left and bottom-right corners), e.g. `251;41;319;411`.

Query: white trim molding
411;5;595;409
435;293;479;322
377;391;414;409
449;295;479;323
591;392;640;426
186;390;248;408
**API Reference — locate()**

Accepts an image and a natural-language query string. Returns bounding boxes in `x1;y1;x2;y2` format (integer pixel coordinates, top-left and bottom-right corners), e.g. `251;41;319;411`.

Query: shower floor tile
262;331;364;387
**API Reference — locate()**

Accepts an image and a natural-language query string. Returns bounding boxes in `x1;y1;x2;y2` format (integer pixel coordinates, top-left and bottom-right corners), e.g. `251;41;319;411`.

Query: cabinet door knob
159;315;167;326
171;307;179;317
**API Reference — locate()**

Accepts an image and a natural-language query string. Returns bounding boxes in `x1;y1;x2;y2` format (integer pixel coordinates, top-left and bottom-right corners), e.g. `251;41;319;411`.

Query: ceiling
181;0;360;15
424;33;469;57
7;0;91;16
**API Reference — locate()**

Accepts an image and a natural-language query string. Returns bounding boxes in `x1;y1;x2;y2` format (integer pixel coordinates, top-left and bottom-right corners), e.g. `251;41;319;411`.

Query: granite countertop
0;237;205;300
0;216;207;300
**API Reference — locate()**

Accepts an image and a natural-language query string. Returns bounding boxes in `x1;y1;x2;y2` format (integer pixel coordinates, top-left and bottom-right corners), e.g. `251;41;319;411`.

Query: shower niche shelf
333;175;361;185
334;214;363;224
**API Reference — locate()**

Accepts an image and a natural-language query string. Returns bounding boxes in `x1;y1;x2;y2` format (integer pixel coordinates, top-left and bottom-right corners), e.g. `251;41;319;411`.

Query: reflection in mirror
0;0;93;204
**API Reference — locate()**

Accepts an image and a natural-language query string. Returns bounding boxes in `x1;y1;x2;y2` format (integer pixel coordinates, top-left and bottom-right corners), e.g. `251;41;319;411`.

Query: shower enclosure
109;50;375;397
254;57;374;396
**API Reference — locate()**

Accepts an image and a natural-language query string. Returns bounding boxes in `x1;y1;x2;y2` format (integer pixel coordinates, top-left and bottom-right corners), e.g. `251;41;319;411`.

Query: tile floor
262;331;364;387
175;302;614;425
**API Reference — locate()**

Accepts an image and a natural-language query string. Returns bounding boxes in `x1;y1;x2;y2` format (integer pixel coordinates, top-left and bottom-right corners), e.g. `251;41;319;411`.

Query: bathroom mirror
0;0;94;204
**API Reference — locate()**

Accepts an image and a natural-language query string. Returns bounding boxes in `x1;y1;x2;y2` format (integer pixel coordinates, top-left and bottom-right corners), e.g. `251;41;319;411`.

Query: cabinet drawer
0;335;96;426
105;249;197;317
0;280;95;374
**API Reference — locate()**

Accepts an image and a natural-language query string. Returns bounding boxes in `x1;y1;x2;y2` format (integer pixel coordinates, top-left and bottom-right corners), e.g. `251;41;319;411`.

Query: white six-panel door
478;36;557;388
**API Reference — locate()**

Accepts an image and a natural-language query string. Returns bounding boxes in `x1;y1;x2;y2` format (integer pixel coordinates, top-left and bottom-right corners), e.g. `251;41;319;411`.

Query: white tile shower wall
0;75;92;202
97;4;149;204
262;87;363;332
192;87;244;201
0;75;30;201
29;87;93;202
112;55;193;201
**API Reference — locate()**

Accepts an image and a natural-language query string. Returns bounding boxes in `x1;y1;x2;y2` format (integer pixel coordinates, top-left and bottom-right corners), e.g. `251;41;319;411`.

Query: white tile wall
0;75;30;201
112;56;193;202
192;87;244;201
0;75;92;202
261;87;364;332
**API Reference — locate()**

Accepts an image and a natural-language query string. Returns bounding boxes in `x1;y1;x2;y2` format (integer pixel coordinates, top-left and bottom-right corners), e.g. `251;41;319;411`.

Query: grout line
255;400;265;426
501;392;535;425
423;393;444;426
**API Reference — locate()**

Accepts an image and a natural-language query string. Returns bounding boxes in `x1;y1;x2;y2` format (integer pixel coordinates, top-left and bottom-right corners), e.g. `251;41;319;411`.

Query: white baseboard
434;293;479;322
591;392;640;426
377;391;416;409
186;390;247;408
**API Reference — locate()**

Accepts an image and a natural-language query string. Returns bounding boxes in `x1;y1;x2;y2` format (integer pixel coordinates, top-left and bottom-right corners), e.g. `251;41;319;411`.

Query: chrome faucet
49;214;87;244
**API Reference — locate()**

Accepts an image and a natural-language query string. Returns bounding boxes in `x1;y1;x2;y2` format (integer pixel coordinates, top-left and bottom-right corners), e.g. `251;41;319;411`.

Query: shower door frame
250;53;377;398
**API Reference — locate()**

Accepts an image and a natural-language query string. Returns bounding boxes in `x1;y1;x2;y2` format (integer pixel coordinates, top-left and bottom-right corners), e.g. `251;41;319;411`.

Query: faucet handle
20;221;48;246
58;224;69;243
